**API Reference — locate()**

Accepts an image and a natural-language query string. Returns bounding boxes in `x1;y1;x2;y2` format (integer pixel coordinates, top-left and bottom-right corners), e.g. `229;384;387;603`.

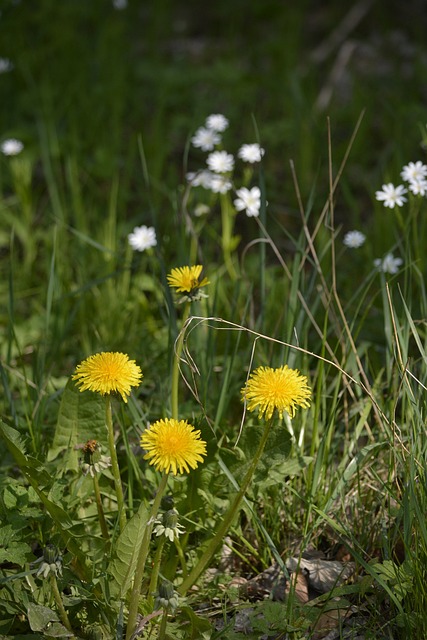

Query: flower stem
171;302;191;420
147;536;165;609
178;418;273;595
158;611;168;640
125;473;169;640
220;194;237;280
92;473;110;545
50;574;74;635
105;396;127;532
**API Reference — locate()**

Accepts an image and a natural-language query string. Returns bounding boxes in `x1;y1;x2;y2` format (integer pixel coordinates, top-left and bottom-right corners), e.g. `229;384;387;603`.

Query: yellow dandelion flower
73;352;143;403
242;365;311;420
167;265;209;299
140;418;207;475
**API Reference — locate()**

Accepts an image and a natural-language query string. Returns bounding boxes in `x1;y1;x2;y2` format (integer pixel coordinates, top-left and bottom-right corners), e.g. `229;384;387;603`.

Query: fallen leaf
286;558;355;593
285;569;309;604
312;604;353;639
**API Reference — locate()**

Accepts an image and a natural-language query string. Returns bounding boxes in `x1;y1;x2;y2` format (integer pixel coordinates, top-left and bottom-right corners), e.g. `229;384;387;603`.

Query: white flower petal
205;114;229;132
206;150;234;173
1;138;24;156
238;143;265;163
128;225;157;252
343;230;366;248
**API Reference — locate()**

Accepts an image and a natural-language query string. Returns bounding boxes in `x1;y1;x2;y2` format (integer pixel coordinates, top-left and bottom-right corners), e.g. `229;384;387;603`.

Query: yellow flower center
167;265;209;294
141;418;207;475
242;365;311;420
73;352;143;403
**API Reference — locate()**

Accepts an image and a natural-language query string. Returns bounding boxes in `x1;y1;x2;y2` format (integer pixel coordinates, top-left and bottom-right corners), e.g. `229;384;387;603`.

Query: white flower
205;114;229;132
408;178;427;196
209;175;232;193
234;186;261;217
128;225;157;252
191;127;221;151
207;150;234;173
400;161;427;182
186;169;214;189
0;58;13;73
1;138;24;156
112;0;127;8
238;143;265;163
374;253;403;274
375;183;407;208
343;230;366;248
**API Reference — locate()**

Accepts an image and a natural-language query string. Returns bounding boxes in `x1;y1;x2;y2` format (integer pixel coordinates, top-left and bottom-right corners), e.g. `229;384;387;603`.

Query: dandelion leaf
238;421;308;486
47;379;107;471
172;606;212;638
27;603;59;631
0;524;32;565
0;420;30;468
107;501;149;599
240;420;292;464
0;421;51;487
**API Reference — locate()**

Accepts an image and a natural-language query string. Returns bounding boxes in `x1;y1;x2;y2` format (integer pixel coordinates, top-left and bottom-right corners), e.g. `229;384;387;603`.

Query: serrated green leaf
0;616;14;633
230;422;293;485
47;379;108;472
27;603;59;631
240;422;292;468
107;501;149;599
372;559;399;580
0;421;89;579
43;621;74;637
0;541;32;566
0;421;29;468
254;454;312;489
178;605;212;638
371;559;413;601
0;423;50;485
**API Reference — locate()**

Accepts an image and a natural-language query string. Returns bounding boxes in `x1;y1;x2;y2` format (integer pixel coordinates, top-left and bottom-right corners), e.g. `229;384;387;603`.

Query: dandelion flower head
73;352;143;403
140;418;207;475
153;508;185;542
167;265;209;295
242;365;311;420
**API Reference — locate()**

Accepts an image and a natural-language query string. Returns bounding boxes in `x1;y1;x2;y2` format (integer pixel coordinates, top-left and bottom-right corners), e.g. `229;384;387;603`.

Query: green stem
178;418;274;595
174;538;188;579
125;473;169;640
170;302;191;420
220;194;237;280
105;396;127;531
92;473;110;545
158;611;168;640
50;574;74;635
147;536;166;609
